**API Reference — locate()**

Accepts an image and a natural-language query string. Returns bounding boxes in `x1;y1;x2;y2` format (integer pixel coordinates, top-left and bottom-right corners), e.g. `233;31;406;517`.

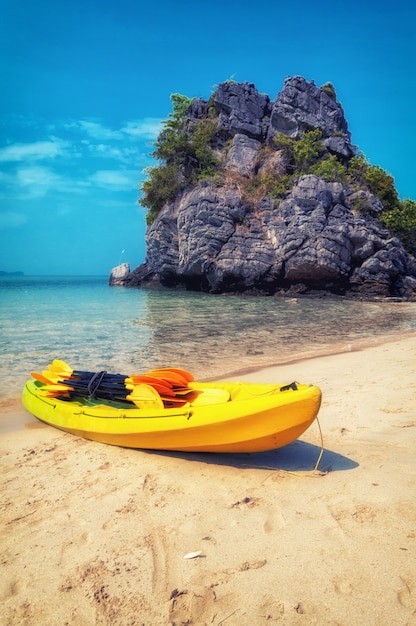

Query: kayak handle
279;382;298;392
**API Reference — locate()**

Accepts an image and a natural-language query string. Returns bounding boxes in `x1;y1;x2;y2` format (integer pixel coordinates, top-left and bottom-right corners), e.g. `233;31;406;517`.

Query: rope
87;370;107;398
237;382;325;477
246;415;326;478
285;415;325;477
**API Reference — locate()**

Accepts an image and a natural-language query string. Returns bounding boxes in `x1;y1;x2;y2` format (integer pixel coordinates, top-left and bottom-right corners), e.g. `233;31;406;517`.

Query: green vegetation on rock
320;82;336;98
139;92;415;254
347;154;400;211
140;93;219;223
381;198;416;254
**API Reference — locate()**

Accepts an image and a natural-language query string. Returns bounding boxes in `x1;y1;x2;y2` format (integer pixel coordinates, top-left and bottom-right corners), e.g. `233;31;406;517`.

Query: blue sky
1;0;415;275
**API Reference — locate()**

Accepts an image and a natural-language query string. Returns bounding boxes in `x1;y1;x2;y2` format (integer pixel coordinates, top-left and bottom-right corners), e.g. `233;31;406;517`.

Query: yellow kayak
22;378;322;453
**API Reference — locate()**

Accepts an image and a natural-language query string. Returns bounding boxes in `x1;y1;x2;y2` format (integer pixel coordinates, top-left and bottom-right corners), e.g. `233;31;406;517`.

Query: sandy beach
1;334;416;625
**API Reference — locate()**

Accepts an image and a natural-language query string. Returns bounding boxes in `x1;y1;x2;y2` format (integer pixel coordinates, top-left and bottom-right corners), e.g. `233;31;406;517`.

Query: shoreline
0;329;416;436
213;326;416;381
1;332;416;624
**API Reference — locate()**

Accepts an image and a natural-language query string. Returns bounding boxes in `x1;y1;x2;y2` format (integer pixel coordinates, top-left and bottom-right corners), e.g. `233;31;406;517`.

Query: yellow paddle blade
31;371;57;384
47;359;73;375
125;384;164;409
126;380;176;399
189;388;230;407
174;387;198;396
41;370;65;383
53;359;72;371
38;383;74;393
39;391;71;398
159;395;190;404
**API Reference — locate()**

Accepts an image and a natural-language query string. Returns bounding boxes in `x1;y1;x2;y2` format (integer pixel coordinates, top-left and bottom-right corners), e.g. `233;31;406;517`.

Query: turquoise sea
2;275;416;403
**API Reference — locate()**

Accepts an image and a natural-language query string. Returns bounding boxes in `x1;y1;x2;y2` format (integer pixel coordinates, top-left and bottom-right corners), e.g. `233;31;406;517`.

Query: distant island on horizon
0;271;24;276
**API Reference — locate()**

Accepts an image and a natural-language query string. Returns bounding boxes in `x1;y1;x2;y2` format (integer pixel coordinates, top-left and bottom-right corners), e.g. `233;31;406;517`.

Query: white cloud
0;137;70;162
17;165;62;188
65;120;123;141
65;117;162;143
121;118;163;139
14;165;87;198
0;211;28;229
89;169;137;190
0;115;156;206
85;142;138;163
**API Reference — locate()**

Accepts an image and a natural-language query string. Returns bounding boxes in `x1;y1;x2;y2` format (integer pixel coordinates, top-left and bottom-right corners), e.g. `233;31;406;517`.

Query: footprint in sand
169;586;216;624
259;595;285;620
0;578;21;602
263;516;274;533
397;577;416;609
333;575;354;595
328;503;377;535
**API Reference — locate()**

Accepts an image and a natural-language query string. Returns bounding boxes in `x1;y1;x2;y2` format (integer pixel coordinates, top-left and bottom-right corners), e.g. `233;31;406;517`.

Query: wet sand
1;334;416;625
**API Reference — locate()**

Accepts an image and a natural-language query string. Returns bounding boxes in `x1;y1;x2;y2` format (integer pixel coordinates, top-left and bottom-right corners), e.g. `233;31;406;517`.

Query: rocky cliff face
120;77;416;299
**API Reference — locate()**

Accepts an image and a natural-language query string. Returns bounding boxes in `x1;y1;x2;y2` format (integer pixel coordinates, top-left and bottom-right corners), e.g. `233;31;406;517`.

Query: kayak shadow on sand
144;441;358;473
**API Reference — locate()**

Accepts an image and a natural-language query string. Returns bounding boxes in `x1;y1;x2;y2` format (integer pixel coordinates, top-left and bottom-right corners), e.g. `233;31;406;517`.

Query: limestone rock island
112;76;416;299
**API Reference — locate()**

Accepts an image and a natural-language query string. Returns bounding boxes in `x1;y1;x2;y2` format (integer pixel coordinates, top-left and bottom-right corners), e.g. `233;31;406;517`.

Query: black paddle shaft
62;370;129;401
